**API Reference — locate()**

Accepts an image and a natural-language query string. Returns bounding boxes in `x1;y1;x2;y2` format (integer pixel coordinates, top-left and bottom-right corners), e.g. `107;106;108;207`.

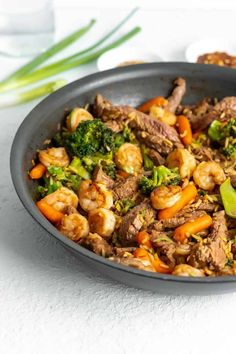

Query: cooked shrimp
59;213;89;241
150;185;182;210
78;179;113;212
193;161;226;191
167;148;196;179
66;107;93;132
39;147;70;167
114;143;143;174
88;208;116;238
150;106;177;126
42;186;78;212
172;264;205;277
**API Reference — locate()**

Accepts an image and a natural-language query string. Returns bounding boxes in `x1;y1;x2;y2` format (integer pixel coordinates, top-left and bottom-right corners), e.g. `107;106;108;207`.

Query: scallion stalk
0;26;141;93
1;19;96;83
0;80;67;107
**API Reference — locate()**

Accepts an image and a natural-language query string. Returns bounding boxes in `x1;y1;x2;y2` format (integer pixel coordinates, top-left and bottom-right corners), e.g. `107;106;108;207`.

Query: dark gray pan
10;63;236;295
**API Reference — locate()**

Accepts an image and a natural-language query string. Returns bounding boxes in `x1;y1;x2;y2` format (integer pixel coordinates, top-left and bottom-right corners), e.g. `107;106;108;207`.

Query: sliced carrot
174;214;212;243
158;184;198;220
134;248;171;274
116;170;130;178
176;115;192;145
29;163;46;179
136;231;152;249
138;96;168;113
152;255;171;274
36;200;64;223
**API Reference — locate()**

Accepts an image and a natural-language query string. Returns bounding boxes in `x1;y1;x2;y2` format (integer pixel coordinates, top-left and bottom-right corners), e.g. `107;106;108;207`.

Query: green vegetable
114;198;135;215
36;176;61;198
222;143;236;157
220;178;236;218
0;20;96;85
101;160;117;180
47;166;82;192
68;157;90;179
139;165;181;194
226;259;234;267
82;152;116;179
141;145;154;171
0;27;141;93
64;119;116;157
0;79;66;107
208;120;223;142
208;118;236;142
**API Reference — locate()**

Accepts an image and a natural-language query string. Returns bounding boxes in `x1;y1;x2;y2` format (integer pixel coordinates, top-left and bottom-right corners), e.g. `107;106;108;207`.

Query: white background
0;1;236;353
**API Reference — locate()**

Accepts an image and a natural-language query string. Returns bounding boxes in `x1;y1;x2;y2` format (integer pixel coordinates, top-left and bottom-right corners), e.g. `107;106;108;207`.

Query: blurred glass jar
0;0;55;57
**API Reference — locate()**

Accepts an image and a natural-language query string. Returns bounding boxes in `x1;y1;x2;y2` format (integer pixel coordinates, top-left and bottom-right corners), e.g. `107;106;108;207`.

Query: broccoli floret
64;119;115;157
82;152;117;179
47;165;83;192
140;144;154;171
208;118;236;142
101;160;117;179
222;143;236;157
114;198;135;215
68;157;90;179
139;165;181;195
36;176;62;198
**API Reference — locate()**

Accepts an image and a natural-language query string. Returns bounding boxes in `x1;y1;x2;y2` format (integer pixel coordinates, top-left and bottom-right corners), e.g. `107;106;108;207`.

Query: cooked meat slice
190;146;214;162
93;94;132;122
147;148;165;166
114;247;137;257
189;96;236;131
188;211;228;271
231;243;236;259
135;130;173;155
79;233;113;257
151;233;176;267
93;94;182;149
92;165;114;189
152;210;207;231
113;175;140;201
128;110;182;147
166;77;186;113
109;256;155;272
104;120;123;133
230;175;236;188
118;200;156;246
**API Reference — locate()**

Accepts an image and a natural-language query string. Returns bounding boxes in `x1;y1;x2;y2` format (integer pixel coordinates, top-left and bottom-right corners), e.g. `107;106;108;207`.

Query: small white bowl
185;37;236;63
97;46;163;71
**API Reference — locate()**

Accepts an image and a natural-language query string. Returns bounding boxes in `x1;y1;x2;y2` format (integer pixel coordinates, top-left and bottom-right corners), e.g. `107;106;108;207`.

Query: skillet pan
10;63;236;295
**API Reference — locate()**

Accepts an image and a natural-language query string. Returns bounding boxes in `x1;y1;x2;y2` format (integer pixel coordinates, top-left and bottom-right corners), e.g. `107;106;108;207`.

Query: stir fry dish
30;77;236;277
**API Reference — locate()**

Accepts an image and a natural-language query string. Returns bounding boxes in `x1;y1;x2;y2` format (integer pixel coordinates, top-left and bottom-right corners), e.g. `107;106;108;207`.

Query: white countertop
1;2;236;353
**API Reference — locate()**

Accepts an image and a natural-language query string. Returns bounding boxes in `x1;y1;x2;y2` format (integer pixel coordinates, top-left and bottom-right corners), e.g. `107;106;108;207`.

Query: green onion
1;19;96;84
0;26;141;93
0;79;66;107
33;7;139;73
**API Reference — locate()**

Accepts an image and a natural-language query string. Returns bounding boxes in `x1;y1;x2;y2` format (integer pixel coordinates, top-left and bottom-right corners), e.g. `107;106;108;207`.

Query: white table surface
1;2;236;353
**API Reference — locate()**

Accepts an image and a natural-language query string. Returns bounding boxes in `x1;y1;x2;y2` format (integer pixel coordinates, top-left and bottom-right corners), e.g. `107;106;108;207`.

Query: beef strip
109;256;154;272
135;130;174;155
166;77;186;113
118;200;156;246
114;247;137;257
79;233;113;257
150;231;176;267
93;94;183;150
147;148;165;166
189;96;236;131
230;175;236;188
188;211;228;271
92;165;114;189
112;175;140;201
153;210;207;231
104;120;123;133
128;110;182;147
